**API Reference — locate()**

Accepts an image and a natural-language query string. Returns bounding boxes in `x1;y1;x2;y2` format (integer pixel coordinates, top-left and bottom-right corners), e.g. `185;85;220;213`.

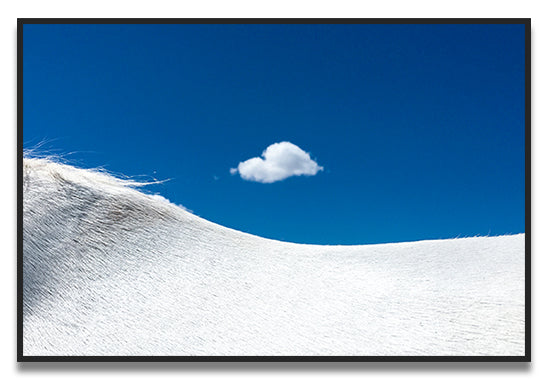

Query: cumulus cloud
230;142;323;183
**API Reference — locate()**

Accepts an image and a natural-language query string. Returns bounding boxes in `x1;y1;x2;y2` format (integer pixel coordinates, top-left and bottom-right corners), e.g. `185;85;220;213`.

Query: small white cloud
230;142;323;183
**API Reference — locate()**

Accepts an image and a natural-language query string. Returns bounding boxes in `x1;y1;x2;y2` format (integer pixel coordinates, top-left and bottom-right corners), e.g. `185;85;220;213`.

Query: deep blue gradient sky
23;23;525;245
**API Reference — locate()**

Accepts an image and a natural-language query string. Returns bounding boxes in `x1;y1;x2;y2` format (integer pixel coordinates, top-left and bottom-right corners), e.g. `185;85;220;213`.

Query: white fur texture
23;158;525;356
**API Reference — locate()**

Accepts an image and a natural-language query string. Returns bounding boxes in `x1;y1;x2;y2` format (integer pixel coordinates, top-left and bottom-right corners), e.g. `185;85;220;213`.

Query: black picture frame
17;18;531;362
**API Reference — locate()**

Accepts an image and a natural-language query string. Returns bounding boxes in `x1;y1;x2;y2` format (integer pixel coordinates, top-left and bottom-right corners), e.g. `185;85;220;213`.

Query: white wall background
1;0;544;377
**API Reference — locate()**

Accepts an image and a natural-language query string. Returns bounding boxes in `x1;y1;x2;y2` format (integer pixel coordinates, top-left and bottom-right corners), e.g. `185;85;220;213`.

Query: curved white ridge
23;158;525;356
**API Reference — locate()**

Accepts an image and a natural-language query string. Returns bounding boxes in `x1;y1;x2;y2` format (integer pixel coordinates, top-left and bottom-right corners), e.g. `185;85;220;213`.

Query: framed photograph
18;18;530;361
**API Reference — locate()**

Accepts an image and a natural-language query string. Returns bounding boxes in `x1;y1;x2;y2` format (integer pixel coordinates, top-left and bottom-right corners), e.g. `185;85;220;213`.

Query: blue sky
23;23;525;245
